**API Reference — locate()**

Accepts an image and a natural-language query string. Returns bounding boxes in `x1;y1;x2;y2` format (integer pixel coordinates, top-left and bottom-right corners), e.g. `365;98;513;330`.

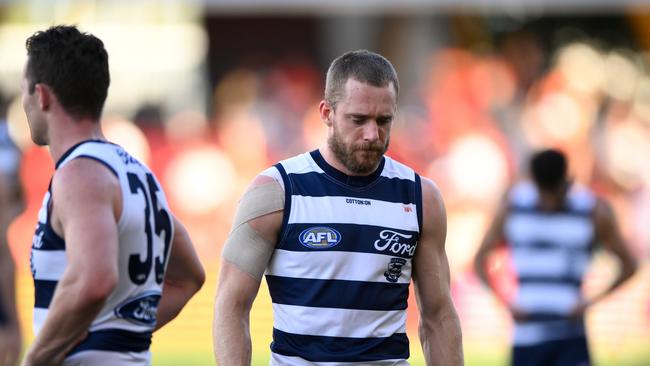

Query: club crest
384;257;407;282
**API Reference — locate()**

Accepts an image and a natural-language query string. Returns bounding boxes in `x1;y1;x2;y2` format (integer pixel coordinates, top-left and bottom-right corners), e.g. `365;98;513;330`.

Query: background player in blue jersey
474;149;638;366
214;50;464;365
19;25;205;366
0;91;24;366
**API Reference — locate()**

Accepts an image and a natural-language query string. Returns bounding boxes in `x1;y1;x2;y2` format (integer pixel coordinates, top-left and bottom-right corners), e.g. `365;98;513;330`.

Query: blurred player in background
474;148;638;366
0;90;24;366
19;25;205;366
213;49;463;366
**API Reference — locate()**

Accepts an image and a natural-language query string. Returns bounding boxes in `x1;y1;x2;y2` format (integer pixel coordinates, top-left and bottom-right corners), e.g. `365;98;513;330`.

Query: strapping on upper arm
222;180;284;281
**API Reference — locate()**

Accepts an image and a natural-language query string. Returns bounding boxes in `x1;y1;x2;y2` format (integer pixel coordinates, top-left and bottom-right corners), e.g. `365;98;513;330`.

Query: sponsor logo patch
384;257;407;282
374;229;417;256
114;292;161;326
299;227;342;249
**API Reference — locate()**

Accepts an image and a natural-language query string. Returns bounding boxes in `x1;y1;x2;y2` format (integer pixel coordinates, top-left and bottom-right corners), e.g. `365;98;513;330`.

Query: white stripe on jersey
280;153;325;175
33;308;48;335
516;283;581;314
267;250;412;284
272;303;407;338
31;250;67;280
512;249;590;279
288;196;418;232
381;157;416;181
271;353;410;366
505;214;594;248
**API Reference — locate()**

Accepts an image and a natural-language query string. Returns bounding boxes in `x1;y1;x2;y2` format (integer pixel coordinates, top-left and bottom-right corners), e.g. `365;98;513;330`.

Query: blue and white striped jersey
262;150;423;365
30;140;173;361
505;181;596;346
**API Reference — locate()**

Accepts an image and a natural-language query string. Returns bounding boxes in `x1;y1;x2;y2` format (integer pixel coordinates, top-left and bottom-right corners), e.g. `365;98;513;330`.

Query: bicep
53;160;119;275
413;178;452;314
595;200;635;263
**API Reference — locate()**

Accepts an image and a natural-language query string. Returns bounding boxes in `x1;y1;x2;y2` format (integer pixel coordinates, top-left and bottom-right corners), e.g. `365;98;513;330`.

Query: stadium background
1;0;650;364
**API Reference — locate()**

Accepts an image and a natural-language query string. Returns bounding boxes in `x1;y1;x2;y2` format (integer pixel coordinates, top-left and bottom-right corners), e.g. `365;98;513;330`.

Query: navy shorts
512;337;591;366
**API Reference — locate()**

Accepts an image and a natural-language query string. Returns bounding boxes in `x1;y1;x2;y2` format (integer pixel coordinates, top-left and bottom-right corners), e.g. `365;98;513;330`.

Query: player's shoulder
53;157;119;193
419;175;445;216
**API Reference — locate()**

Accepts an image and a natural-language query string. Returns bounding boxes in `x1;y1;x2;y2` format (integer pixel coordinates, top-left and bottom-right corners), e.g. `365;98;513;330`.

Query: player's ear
319;100;334;127
34;83;51;112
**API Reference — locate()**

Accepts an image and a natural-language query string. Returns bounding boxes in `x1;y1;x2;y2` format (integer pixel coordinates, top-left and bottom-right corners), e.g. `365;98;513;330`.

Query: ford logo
299;227;342;249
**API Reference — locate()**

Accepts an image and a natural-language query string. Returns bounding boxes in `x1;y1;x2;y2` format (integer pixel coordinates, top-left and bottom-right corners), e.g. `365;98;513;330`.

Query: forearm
24;283;106;365
154;280;200;331
419;306;464;366
213;303;252;366
587;260;638;306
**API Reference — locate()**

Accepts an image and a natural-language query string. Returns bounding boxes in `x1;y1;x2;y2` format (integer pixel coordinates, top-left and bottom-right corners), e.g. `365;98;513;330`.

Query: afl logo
299;227;342;249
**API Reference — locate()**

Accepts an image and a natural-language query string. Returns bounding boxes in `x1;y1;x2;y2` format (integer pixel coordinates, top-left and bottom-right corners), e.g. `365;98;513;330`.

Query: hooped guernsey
30;140;173;363
504;181;596;346
263;150;424;366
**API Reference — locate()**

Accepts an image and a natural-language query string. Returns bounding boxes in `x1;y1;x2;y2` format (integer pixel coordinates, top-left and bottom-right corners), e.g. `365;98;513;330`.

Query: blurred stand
0;1;649;364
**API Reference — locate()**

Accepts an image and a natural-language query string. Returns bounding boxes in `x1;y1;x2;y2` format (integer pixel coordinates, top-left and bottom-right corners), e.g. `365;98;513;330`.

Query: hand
568;300;592;321
0;325;21;366
507;304;529;323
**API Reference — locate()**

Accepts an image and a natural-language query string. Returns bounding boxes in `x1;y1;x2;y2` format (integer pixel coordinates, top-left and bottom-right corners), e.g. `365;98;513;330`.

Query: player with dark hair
474;148;637;366
213;50;464;366
20;25;205;366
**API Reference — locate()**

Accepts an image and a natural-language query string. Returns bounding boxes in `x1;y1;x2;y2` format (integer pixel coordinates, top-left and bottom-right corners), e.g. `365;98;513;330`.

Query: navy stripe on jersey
32;223;65;251
68;328;152;355
517;313;582;323
271;328;409;362
414;174;423;234
274;163;292;245
42;224;65;250
282;223;418;259
287;171;416;204
518;275;582;287
34;279;57;308
509;205;592;218
510;240;594;251
266;275;409;311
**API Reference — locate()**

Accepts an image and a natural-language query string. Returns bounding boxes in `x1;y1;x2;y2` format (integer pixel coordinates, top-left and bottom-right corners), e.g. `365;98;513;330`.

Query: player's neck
48;115;105;163
537;190;566;211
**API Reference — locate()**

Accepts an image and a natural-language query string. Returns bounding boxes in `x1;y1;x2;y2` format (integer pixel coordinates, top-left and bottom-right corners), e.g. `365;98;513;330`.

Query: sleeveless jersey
30;140;173;359
504;182;596;346
263;150;423;366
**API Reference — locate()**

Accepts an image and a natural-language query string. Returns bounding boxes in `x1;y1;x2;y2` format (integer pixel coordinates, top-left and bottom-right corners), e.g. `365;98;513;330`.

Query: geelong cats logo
384;258;407;282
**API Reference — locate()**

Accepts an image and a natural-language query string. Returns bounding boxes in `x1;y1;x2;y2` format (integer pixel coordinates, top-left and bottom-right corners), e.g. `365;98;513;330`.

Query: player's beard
328;124;389;175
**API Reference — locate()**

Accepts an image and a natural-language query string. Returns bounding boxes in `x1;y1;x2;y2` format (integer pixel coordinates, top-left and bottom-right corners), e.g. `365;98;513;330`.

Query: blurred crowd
3;23;650;363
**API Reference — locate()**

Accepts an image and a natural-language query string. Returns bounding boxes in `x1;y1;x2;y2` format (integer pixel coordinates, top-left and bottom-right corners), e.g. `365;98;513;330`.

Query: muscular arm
473;199;509;305
413;178;463;366
154;216;205;331
22;159;120;366
213;175;282;366
581;199;638;308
